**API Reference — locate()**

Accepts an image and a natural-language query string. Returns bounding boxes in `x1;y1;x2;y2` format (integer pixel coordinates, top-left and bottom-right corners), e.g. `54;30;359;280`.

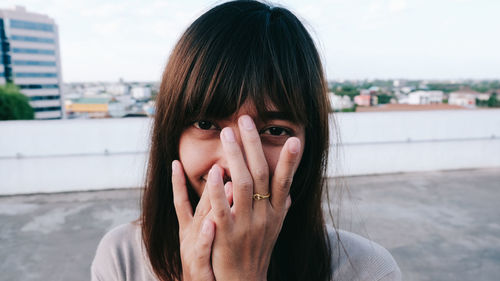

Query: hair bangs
180;5;311;125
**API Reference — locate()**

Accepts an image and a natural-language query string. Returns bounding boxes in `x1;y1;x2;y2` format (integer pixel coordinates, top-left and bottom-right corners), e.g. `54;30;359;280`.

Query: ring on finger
253;193;271;200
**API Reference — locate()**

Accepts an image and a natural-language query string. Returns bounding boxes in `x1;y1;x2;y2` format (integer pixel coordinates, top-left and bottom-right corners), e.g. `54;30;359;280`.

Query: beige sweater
91;222;401;281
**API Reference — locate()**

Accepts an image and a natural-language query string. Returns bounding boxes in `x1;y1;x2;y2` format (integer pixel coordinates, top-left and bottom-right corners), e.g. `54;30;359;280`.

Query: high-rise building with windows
0;6;64;119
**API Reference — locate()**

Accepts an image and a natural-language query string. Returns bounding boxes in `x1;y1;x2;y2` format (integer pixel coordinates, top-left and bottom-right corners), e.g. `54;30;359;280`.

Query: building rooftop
1;168;499;280
70;97;112;104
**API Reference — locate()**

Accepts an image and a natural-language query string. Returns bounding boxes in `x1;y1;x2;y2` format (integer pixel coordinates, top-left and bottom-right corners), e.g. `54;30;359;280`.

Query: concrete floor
0;168;499;281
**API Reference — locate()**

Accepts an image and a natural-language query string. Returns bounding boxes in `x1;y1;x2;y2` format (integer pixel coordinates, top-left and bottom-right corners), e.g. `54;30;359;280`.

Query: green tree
0;84;34;120
341;104;357;112
488;93;499;107
427;83;460;93
377;94;392;104
334;85;360;101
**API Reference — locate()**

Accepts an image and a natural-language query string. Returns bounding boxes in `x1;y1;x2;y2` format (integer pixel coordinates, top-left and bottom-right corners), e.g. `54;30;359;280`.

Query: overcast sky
3;0;500;82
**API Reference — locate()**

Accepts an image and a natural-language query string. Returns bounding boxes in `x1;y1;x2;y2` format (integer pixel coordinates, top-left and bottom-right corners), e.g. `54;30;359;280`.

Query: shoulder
327;226;402;281
91;221;157;281
97;222;138;248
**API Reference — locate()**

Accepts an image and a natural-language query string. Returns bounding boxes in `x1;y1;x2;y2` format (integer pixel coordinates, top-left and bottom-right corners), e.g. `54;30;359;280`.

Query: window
11;35;55;44
19;84;59;89
10;19;54;32
12;48;55;55
30;95;60;101
14;60;56;66
15;72;57;78
33;106;61;112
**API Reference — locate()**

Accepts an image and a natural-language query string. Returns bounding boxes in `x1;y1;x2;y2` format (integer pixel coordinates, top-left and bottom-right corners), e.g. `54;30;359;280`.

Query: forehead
224;100;294;123
188;88;303;126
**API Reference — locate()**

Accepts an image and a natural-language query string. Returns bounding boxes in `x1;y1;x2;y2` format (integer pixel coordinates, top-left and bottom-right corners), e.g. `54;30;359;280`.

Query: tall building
0;6;64;119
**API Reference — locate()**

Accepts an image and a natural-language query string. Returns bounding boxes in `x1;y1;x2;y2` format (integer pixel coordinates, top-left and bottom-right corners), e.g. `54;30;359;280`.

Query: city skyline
2;0;500;82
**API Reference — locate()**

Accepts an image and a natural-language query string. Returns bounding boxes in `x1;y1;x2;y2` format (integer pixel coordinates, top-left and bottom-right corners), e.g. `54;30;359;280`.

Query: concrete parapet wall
329;109;500;176
1;109;499;195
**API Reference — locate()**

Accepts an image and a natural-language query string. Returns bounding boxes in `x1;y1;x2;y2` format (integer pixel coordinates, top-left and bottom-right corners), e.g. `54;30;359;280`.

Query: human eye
193;120;217;130
260;126;291;136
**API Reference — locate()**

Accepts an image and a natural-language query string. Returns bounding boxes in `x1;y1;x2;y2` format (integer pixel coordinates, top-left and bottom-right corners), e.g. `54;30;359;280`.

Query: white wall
1;109;499;195
0;118;151;195
330;110;500;176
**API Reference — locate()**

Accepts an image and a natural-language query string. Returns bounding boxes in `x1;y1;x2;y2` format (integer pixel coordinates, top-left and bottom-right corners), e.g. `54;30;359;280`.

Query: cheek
178;136;208;182
263;138;306;177
262;146;283;177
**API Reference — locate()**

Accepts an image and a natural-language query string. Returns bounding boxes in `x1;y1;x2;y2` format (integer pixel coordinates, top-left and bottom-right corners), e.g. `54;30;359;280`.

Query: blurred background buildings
0;6;63;119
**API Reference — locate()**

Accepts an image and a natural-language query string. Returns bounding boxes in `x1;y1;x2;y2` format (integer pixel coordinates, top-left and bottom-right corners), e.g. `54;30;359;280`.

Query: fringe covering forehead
178;5;316;125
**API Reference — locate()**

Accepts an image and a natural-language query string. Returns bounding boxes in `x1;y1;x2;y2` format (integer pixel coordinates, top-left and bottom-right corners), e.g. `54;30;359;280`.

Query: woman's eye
261;127;289;136
193;121;216;130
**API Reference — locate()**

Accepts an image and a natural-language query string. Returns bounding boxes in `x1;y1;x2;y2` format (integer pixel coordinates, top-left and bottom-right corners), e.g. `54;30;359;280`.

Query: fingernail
222;128;236;142
240;115;255;130
287;138;300;154
202;219;212;234
172;161;179;175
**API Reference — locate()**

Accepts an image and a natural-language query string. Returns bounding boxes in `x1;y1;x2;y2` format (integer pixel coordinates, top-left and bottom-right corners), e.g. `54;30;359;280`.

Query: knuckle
197;238;210;250
214;207;228;220
278;176;294;188
235;176;253;188
195;252;207;265
252;167;269;182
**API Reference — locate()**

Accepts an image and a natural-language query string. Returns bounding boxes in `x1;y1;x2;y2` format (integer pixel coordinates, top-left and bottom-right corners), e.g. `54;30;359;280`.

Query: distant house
477;92;492;102
131;87;152;100
400;87;413;94
360;89;370;96
65;97;111;118
397;94;409;104
329;93;353;111
408;91;443;105
354;95;377;106
354;95;370;106
448;88;482;108
369;86;380;93
106;83;130;96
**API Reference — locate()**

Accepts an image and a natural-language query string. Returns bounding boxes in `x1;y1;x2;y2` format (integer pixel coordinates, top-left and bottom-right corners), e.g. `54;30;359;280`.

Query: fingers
270;137;301;210
193;176;212;220
172;160;193;232
207;165;231;224
220;127;253;213
194;219;215;270
238;116;269;197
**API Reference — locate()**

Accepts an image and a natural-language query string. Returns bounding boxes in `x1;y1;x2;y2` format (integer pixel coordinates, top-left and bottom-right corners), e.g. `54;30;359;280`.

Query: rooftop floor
1;168;499;281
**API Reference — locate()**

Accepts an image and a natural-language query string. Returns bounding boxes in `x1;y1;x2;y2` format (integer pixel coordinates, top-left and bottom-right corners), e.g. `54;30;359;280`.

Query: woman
91;1;401;280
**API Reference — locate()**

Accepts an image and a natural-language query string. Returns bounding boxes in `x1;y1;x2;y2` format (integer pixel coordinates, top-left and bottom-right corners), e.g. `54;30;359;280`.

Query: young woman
91;1;401;280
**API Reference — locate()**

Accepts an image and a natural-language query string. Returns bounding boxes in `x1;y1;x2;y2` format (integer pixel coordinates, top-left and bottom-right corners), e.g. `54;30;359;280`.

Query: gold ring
253;193;270;200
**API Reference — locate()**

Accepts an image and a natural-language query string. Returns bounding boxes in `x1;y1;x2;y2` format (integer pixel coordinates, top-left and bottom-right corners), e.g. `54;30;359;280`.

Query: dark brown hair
140;1;332;280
